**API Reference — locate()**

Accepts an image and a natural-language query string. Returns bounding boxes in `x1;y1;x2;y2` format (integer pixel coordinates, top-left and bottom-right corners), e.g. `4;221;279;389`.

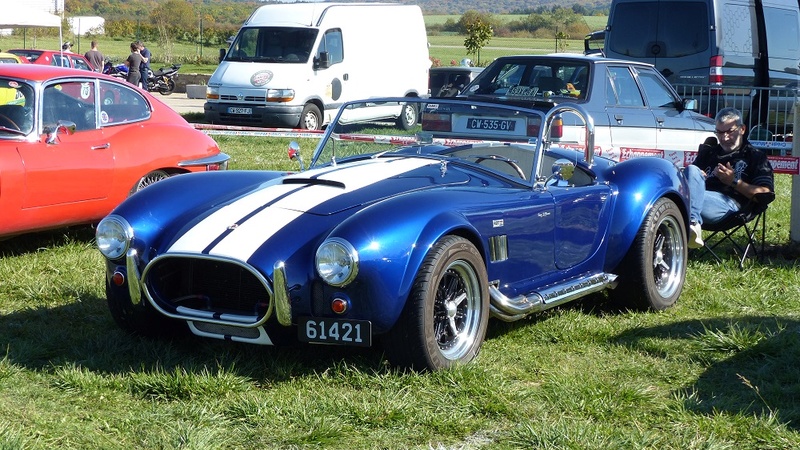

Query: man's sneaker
688;222;704;249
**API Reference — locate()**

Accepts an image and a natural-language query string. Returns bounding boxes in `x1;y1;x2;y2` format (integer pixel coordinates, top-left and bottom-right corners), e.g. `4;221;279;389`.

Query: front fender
324;190;482;332
603;157;689;269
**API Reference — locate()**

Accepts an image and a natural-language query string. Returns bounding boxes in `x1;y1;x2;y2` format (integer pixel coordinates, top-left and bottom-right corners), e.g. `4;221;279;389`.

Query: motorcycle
102;60;127;80
102;60;181;96
146;64;181;96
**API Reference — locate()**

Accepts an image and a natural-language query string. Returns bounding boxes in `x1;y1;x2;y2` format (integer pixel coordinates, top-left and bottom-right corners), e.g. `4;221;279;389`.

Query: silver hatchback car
459;54;717;166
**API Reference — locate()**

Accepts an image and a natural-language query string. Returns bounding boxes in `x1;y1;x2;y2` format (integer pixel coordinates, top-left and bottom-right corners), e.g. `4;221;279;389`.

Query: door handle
91;143;110;150
656;117;665;126
614;114;623;124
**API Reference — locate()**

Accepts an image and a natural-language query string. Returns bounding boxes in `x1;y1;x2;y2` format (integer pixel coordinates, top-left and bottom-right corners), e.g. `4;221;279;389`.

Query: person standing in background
84;40;104;72
124;42;144;87
136;41;151;90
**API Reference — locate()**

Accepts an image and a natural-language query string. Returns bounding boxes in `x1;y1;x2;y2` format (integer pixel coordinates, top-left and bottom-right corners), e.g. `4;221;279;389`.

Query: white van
204;3;430;130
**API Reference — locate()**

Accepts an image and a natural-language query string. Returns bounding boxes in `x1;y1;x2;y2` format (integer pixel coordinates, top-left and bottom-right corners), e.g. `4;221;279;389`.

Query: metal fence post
792;98;800;244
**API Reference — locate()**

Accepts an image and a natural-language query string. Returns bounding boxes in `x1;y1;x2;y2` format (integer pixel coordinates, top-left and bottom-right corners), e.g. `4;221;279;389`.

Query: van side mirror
314;52;330;70
218;48;226;63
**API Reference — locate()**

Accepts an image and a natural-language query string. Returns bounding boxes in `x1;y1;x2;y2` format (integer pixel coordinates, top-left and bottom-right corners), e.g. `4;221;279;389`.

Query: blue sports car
96;98;690;371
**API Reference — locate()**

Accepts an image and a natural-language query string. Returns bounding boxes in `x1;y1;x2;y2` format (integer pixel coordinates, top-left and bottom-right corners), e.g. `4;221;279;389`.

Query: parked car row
1;42;778;373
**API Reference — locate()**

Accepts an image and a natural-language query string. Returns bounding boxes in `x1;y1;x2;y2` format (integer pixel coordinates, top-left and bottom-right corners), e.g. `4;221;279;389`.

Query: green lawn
1;130;799;448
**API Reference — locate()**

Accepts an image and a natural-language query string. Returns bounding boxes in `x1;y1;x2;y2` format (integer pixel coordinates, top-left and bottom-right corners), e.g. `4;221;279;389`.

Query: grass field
1;128;799;448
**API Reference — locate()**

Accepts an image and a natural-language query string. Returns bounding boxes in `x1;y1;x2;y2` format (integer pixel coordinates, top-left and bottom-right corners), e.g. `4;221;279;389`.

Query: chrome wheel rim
433;259;482;361
652;215;685;298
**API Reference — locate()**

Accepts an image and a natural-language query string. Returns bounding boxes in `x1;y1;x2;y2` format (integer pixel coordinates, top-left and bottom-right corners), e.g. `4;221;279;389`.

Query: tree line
17;1;603;63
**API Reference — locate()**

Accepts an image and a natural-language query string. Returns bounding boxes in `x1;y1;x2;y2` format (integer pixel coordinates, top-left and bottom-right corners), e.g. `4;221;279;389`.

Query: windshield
310;99;556;182
0;78;35;136
464;58;590;100
226;27;318;63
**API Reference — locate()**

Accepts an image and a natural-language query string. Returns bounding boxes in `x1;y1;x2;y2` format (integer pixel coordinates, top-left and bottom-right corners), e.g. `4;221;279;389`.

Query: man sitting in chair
686;107;774;248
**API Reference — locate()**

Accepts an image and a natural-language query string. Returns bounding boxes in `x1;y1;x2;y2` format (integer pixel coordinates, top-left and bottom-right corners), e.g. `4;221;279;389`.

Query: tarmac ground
153;92;205;115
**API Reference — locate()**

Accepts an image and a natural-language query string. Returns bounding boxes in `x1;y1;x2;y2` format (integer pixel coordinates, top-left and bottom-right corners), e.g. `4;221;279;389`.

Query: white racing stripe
168;158;433;260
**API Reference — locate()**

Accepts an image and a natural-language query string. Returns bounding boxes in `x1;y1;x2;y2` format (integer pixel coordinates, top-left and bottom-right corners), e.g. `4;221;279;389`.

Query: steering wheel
0;113;20;131
474;154;526;180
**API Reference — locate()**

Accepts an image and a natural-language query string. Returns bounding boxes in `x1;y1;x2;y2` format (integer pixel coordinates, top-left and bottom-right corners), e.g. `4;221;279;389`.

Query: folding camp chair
694;191;775;269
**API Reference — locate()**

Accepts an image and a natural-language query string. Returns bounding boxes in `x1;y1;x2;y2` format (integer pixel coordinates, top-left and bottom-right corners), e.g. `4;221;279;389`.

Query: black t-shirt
692;140;774;205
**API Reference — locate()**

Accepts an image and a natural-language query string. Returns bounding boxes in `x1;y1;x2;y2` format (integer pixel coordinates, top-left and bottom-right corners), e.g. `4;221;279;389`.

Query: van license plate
298;317;372;347
227;107;252;115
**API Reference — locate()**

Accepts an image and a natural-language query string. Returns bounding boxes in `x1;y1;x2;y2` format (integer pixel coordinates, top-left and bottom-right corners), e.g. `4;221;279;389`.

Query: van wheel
396;103;418;130
299;104;321;130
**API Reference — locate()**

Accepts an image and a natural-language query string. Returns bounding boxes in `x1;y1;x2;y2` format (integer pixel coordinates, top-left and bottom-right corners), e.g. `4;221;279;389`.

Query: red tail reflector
709;55;723;95
421;113;452;132
527;118;540;137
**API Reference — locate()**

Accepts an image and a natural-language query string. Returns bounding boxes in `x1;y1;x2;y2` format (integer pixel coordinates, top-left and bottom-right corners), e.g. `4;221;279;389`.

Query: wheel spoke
447;316;459;336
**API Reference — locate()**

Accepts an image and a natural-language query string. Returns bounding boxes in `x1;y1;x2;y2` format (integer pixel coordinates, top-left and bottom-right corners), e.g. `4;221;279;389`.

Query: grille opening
146;257;271;317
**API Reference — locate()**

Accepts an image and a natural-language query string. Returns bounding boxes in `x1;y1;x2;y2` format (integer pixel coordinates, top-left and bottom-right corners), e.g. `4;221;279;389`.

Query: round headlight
96;215;133;260
316;238;358;287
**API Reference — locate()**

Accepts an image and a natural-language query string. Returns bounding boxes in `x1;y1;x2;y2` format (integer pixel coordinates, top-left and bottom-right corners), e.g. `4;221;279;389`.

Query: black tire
610;197;687;311
299;104;321;130
131;170;170;194
396;103;418;131
107;280;184;338
158;79;175;95
383;236;489;371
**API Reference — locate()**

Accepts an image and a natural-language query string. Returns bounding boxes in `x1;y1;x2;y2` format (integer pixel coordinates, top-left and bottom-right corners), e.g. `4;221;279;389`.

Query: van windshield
608;2;709;58
226;27;318;63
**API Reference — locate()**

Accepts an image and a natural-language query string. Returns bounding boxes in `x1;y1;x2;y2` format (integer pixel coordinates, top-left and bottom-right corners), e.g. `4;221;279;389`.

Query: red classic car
0;64;229;238
8;49;93;71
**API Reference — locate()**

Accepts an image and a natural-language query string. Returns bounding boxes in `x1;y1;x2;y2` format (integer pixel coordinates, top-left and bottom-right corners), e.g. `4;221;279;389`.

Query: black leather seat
695;191;775;269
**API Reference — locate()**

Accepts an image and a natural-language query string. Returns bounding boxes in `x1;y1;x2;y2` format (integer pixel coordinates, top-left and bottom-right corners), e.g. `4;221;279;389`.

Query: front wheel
610;197;687;311
299;104;321;130
383;236;489;371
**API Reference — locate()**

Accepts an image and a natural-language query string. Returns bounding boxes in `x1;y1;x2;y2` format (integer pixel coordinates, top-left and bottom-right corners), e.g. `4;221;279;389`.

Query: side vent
489;235;508;262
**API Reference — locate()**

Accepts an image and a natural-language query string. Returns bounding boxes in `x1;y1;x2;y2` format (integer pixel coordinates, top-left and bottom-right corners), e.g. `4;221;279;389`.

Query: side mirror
45;120;77;144
288;141;305;171
218;48;226;63
552;158;576;182
683;98;698;112
314;52;330;70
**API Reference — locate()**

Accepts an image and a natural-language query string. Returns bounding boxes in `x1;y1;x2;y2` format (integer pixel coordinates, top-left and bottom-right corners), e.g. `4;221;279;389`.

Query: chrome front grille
143;255;272;318
219;94;266;102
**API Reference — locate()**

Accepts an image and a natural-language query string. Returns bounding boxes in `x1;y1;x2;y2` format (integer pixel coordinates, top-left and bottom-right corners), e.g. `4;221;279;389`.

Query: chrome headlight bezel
315;238;359;287
96;215;133;260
